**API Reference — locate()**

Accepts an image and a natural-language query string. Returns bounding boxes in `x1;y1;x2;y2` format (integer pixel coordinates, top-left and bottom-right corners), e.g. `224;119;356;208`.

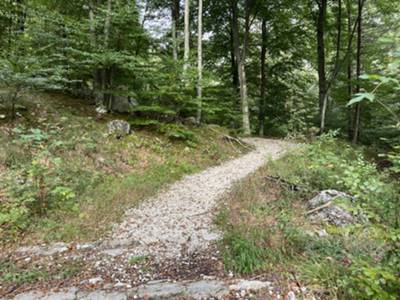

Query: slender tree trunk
104;0;112;48
183;0;190;72
8;0;12;51
171;0;180;61
259;18;267;136
89;0;102;106
352;0;363;144
317;0;328;133
328;0;342;113
229;26;239;89
102;0;112;108
196;0;203;124
334;0;342;71
15;0;25;33
231;0;251;135
346;0;353;140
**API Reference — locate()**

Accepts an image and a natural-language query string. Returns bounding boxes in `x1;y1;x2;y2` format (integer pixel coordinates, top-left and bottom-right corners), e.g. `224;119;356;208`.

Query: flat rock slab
185;280;228;299
136;281;185;298
77;291;127;300
13;288;78;300
8;279;275;300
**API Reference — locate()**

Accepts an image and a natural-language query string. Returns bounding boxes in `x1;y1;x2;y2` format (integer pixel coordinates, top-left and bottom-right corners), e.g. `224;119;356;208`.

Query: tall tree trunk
196;0;203;124
229;26;239;89
183;0;190;72
104;0;112;48
346;0;353;140
231;0;251;135
171;0;180;61
16;0;25;33
89;0;102;106
325;0;342;116
8;0;13;51
352;0;363;144
317;0;328;133
103;0;113;109
259;18;267;136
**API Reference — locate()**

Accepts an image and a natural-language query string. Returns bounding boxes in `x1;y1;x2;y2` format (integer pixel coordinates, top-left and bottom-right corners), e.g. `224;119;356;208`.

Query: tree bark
171;0;180;61
229;25;239;89
231;0;251;135
230;28;238;88
104;0;112;47
346;0;353;140
103;0;113;109
352;0;363;144
16;0;25;33
8;0;13;51
259;18;267;136
183;0;190;72
196;0;203;124
89;0;102;106
317;0;328;133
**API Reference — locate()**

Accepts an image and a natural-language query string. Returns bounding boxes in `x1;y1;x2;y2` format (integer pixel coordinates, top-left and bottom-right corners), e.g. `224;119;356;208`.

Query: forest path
101;138;294;259
6;138;296;300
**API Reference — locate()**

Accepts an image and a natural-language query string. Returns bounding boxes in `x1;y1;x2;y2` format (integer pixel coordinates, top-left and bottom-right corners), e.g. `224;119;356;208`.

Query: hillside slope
0;92;246;246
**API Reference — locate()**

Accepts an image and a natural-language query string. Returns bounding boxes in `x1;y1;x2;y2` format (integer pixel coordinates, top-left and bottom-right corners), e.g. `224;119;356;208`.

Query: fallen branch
264;175;303;191
306;201;332;215
208;127;253;150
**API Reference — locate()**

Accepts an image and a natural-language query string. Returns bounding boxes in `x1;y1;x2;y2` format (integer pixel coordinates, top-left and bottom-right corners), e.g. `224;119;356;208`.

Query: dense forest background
1;0;399;146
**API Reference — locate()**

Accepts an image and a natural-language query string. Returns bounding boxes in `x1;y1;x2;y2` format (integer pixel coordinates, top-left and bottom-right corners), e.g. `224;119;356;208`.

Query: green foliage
157;123;196;142
0;92;245;242
342;263;400;300
218;136;400;298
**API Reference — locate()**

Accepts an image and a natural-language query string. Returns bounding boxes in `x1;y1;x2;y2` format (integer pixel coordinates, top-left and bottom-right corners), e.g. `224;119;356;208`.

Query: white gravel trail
103;138;294;259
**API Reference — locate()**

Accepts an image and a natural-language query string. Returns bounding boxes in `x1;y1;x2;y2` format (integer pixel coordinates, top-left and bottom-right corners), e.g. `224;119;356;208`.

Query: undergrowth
216;133;400;299
0;92;245;245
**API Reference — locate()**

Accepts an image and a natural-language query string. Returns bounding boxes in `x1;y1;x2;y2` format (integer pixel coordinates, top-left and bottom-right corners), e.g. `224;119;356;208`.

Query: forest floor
0;136;301;300
0;93;305;299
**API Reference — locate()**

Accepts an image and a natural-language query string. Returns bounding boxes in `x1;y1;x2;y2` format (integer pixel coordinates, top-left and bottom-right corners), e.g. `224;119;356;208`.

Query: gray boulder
307;190;358;226
111;96;138;113
183;117;197;126
107;120;131;138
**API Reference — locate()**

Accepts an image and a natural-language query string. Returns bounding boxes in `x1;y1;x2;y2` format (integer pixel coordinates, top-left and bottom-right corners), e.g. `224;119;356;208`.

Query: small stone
183;116;197;126
102;248;124;257
317;229;329;237
96;106;107;114
287;291;296;300
114;281;125;288
88;276;103;285
230;280;272;291
107;120;131;138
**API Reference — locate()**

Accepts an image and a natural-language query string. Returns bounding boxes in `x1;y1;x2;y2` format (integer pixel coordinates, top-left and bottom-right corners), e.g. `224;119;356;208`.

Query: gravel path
5;138;298;300
103;138;294;259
